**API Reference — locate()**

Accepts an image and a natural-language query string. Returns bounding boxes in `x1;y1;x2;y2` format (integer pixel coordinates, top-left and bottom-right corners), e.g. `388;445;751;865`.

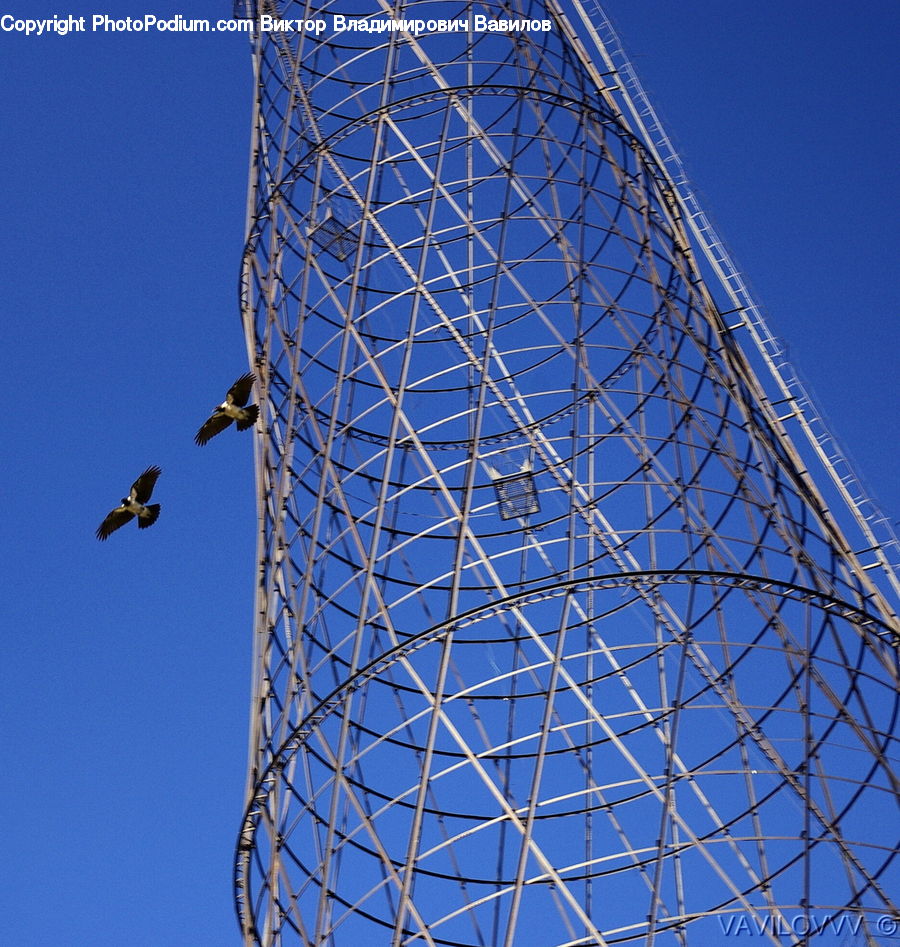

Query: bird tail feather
236;403;259;431
138;504;161;529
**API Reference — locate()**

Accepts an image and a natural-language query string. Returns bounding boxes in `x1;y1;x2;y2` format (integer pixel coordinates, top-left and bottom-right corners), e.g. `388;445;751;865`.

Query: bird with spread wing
96;466;162;541
194;372;259;446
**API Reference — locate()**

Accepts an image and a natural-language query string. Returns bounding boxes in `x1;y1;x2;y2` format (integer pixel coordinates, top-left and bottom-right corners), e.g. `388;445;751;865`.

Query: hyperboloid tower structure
234;2;899;944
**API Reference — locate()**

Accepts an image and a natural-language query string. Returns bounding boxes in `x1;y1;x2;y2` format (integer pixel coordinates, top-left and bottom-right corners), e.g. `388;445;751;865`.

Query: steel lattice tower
234;2;899;944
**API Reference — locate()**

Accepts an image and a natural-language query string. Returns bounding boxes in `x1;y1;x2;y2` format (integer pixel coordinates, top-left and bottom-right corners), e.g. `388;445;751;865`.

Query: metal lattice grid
234;3;899;945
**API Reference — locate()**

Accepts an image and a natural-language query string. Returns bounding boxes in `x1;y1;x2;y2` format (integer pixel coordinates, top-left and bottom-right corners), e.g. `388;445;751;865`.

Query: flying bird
195;372;259;446
96;466;162;541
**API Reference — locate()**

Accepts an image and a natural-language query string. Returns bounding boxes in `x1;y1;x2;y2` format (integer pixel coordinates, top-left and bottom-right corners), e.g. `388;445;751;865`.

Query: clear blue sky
0;2;896;944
